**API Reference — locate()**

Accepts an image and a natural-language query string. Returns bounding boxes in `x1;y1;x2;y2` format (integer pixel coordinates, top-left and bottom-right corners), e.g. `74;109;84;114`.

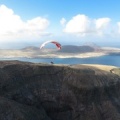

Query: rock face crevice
0;61;120;120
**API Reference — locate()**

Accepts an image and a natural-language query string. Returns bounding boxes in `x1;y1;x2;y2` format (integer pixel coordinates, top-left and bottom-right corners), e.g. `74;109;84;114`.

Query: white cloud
0;5;23;34
63;14;91;34
0;5;50;42
25;17;49;31
63;14;111;37
95;18;111;29
95;18;111;35
60;18;66;26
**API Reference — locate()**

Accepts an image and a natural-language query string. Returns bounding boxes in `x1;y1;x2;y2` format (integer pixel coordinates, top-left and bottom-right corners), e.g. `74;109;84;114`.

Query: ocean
0;54;120;67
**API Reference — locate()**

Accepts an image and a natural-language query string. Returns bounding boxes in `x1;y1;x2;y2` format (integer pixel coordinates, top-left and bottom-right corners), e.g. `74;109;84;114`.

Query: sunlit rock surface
0;61;120;120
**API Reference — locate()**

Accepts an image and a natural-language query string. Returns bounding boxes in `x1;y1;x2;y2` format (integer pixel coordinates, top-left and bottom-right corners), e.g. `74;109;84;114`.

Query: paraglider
40;40;61;50
40;40;61;64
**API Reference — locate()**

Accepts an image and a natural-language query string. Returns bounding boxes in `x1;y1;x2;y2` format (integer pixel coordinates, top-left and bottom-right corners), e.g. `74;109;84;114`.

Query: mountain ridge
21;45;99;53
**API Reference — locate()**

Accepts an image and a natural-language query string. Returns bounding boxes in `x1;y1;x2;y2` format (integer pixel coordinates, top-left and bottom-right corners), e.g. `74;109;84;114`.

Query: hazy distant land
0;45;120;59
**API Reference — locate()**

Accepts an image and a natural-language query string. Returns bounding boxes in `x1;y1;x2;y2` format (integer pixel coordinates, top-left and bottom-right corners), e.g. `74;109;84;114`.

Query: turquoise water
0;54;120;67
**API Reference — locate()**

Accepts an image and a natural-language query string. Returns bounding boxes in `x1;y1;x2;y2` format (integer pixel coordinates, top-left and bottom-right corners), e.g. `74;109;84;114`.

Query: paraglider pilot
51;61;54;64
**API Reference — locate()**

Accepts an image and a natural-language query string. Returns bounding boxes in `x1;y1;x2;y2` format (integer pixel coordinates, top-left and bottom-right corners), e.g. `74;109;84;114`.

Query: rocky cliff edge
0;61;120;120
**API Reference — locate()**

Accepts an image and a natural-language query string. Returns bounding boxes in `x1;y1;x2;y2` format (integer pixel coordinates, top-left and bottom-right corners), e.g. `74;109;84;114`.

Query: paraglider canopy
40;40;61;50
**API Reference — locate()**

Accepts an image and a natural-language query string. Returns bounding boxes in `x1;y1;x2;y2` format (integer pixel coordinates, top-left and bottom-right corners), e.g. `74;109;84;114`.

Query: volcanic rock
0;61;120;120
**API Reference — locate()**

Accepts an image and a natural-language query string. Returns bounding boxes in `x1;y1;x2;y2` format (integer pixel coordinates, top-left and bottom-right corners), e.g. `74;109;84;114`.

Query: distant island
0;44;120;58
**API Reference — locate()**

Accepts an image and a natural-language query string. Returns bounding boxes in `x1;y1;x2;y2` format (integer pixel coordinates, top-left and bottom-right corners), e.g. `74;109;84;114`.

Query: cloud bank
62;14;112;36
1;4;120;43
0;5;50;42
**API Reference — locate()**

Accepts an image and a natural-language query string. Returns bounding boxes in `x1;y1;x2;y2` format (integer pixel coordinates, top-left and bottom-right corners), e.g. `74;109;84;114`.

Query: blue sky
0;0;120;48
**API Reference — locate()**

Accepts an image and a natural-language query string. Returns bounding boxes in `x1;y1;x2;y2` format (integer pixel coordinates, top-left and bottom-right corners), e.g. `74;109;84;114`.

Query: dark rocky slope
0;61;120;120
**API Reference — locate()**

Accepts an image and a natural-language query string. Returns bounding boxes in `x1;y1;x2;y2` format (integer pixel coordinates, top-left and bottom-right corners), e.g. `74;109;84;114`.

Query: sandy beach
0;50;107;58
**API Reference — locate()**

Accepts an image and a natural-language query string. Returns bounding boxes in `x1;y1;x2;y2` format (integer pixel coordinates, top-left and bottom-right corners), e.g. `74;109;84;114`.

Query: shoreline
0;51;107;59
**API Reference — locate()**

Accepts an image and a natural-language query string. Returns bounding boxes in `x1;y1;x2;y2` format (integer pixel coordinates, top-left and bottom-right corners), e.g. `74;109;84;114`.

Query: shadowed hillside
0;61;120;120
56;45;95;53
21;46;40;51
